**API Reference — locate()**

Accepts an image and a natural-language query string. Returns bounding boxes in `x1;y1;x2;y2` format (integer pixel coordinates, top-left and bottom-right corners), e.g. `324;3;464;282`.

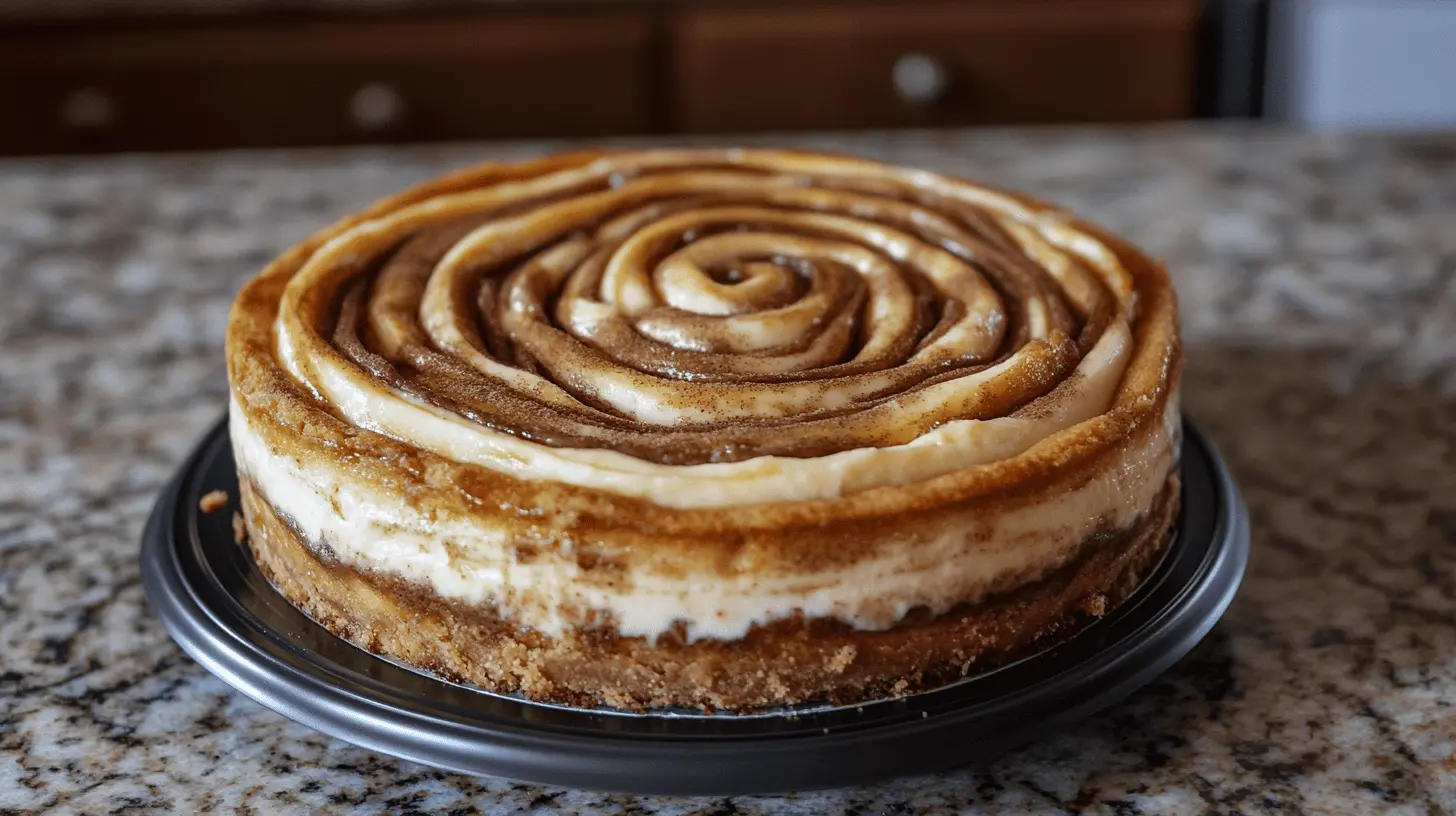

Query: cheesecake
226;148;1182;711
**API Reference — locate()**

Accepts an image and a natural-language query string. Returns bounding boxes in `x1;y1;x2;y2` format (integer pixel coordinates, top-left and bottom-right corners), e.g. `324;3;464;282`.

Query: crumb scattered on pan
828;644;857;673
199;489;229;514
232;512;247;544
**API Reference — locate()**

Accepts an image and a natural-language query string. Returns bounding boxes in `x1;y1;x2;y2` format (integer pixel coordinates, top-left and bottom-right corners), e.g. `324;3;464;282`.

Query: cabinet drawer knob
350;83;405;134
892;53;950;108
60;87;116;130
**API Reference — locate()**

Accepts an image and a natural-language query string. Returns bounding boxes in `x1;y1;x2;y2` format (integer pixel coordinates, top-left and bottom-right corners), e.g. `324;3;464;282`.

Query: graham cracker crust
238;474;1179;712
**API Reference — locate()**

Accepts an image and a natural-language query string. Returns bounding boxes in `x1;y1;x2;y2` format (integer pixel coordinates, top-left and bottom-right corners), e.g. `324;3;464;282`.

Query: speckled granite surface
3;125;1455;814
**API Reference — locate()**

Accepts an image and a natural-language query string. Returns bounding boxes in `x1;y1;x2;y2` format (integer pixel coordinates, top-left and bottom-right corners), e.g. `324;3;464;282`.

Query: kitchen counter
3;125;1455;814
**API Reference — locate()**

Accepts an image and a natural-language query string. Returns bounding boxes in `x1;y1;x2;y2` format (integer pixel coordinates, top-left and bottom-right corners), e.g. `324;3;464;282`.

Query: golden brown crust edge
239;472;1179;712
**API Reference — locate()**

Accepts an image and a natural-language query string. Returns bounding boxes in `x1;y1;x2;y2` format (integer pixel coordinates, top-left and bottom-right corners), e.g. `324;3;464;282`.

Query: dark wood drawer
0;12;653;154
671;0;1199;132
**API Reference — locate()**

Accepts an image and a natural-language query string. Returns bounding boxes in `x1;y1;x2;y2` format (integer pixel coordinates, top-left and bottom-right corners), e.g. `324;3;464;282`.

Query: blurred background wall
0;0;1451;157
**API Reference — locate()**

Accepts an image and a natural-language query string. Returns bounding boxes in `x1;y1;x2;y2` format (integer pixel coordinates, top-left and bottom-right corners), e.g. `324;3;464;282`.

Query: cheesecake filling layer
229;389;1179;642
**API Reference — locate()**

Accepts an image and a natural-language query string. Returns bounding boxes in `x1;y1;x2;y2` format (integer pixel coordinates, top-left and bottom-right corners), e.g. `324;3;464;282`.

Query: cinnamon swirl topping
270;148;1149;508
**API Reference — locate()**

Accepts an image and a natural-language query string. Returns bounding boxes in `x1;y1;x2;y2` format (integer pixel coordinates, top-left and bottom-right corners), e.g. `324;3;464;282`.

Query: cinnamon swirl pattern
227;149;1183;709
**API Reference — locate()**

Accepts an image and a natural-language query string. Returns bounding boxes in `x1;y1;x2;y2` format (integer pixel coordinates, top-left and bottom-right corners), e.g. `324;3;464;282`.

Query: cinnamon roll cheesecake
226;148;1182;711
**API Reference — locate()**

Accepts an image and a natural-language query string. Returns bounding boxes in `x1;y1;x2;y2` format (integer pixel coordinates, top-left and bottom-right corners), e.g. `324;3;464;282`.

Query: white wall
1265;0;1456;130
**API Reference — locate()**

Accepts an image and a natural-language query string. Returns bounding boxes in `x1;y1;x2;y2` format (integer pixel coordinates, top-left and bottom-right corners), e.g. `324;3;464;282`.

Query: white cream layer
231;392;1179;642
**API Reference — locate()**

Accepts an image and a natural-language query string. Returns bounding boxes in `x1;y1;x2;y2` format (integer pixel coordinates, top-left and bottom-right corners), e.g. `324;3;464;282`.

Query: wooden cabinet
0;0;1201;156
0;11;654;154
672;1;1200;132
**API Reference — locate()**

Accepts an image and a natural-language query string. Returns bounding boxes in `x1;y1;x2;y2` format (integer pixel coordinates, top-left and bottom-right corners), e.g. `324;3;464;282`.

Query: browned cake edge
238;472;1179;712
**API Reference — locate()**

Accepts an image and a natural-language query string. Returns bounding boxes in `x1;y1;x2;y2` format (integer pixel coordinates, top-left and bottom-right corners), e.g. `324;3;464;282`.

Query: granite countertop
3;125;1455;814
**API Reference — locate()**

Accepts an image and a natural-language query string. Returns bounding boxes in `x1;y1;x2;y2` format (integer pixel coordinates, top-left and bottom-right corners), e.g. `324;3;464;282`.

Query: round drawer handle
350;83;405;134
60;87;116;130
891;53;951;108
